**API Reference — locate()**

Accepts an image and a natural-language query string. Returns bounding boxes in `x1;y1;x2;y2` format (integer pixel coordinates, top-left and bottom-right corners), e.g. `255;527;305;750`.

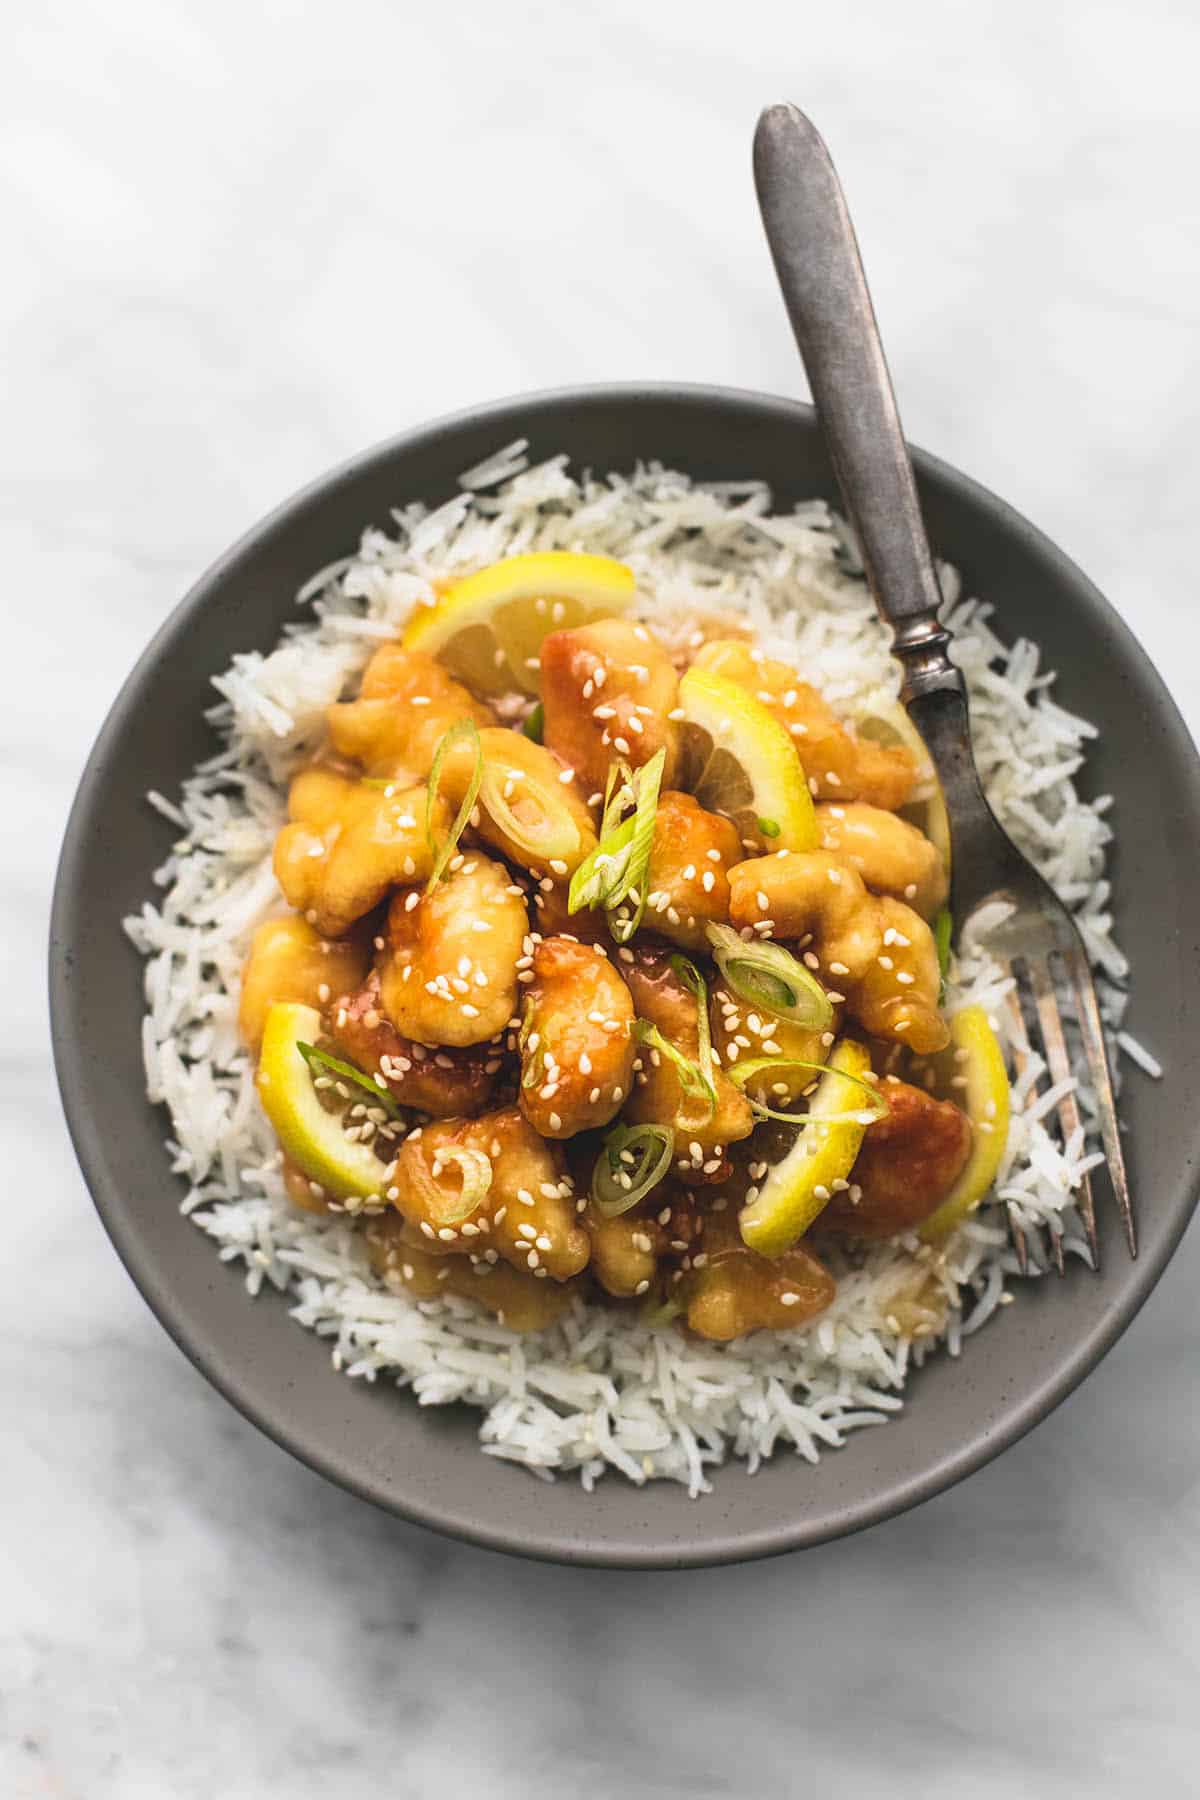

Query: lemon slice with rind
856;694;951;876
739;1038;875;1256
402;551;635;698
918;1004;1011;1240
678;666;818;853
256;1002;389;1202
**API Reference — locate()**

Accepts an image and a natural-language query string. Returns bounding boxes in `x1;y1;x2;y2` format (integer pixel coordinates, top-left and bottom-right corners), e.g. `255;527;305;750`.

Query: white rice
124;451;1149;1496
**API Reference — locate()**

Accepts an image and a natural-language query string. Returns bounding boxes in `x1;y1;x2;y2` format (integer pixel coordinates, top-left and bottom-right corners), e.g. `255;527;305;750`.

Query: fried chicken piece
816;802;946;919
641;791;740;951
273;768;448;938
821;1079;972;1238
682;1203;835;1342
238;914;371;1050
518;937;636;1138
327;975;500;1116
389;1107;589;1281
438;727;597;879
693;639;916;808
728;853;948;1054
364;1210;576;1331
540;617;681;792
378;854;526;1048
326;644;492;778
623;948;754;1172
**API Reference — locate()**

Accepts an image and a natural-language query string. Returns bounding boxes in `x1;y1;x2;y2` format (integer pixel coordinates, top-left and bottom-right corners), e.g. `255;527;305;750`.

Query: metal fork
753;102;1134;1269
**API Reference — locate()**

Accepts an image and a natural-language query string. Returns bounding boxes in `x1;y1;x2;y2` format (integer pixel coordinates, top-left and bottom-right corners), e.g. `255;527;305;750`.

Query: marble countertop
7;1;1200;1793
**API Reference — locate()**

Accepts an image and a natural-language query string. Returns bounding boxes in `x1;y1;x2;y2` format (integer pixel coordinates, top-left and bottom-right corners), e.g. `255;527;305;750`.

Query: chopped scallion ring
669;953;715;1099
522;702;545;743
568;748;666;942
296;1040;404;1121
425;720;482;892
634;1018;717;1118
478;761;581;864
591;1122;675;1218
706;922;834;1030
412;1144;493;1225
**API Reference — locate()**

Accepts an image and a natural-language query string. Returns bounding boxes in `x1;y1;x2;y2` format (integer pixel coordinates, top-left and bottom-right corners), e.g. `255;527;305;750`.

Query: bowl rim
49;381;1200;1567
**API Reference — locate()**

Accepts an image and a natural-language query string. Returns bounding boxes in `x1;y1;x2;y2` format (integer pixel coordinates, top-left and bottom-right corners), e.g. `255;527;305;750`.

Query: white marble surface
6;1;1200;1793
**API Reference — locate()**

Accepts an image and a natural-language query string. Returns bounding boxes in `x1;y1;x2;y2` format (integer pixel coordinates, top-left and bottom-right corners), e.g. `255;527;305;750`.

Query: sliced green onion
934;907;953;979
410;1143;494;1226
729;1054;888;1126
591;1122;675;1218
757;816;781;838
635;1019;717;1118
669;954;715;1099
478;762;581;865
296;1041;404;1121
425;720;482;892
360;776;397;791
706;923;834;1030
522;702;545;743
568;748;665;943
640;1294;685;1327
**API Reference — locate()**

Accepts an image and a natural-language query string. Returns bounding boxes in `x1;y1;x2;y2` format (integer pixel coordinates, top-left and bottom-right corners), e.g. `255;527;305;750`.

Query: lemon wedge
402;551;635;698
919;1005;1011;1240
678;666;818;853
739;1038;875;1256
256;1002;388;1201
856;695;951;876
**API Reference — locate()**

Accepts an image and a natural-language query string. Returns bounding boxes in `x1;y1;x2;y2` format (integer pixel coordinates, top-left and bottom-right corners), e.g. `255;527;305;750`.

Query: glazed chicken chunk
273;767;449;938
728;852;948;1054
238;914;370;1050
364;1211;577;1331
389;1107;590;1282
683;1203;835;1343
815;801;947;920
378;854;527;1048
708;979;841;1107
821;1078;973;1238
623;948;754;1174
693;639;917;809
540;617;682;792
327;976;500;1117
518;937;636;1138
642;791;741;950
326;644;493;778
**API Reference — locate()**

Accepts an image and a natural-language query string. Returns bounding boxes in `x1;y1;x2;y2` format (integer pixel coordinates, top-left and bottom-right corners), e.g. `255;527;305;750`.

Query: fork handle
753;103;961;704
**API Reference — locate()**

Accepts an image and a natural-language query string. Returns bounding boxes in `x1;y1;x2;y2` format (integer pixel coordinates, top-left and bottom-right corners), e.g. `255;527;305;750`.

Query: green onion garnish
591;1122;675;1218
934;907;953;979
425;720;482;892
635;1019;717;1118
729;1055;888;1126
706;923;834;1029
296;1041;405;1121
669;953;716;1100
757;816;781;838
568;748;666;943
477;760;582;866
411;1143;493;1225
640;1294;685;1327
522;702;545;743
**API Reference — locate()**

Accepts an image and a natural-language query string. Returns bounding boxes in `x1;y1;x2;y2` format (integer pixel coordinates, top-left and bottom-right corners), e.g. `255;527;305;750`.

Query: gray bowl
50;384;1200;1567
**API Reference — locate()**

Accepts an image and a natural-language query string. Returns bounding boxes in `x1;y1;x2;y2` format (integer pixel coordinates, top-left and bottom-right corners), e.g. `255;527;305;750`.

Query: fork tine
1026;958;1100;1270
1000;983;1031;1276
1062;939;1137;1259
